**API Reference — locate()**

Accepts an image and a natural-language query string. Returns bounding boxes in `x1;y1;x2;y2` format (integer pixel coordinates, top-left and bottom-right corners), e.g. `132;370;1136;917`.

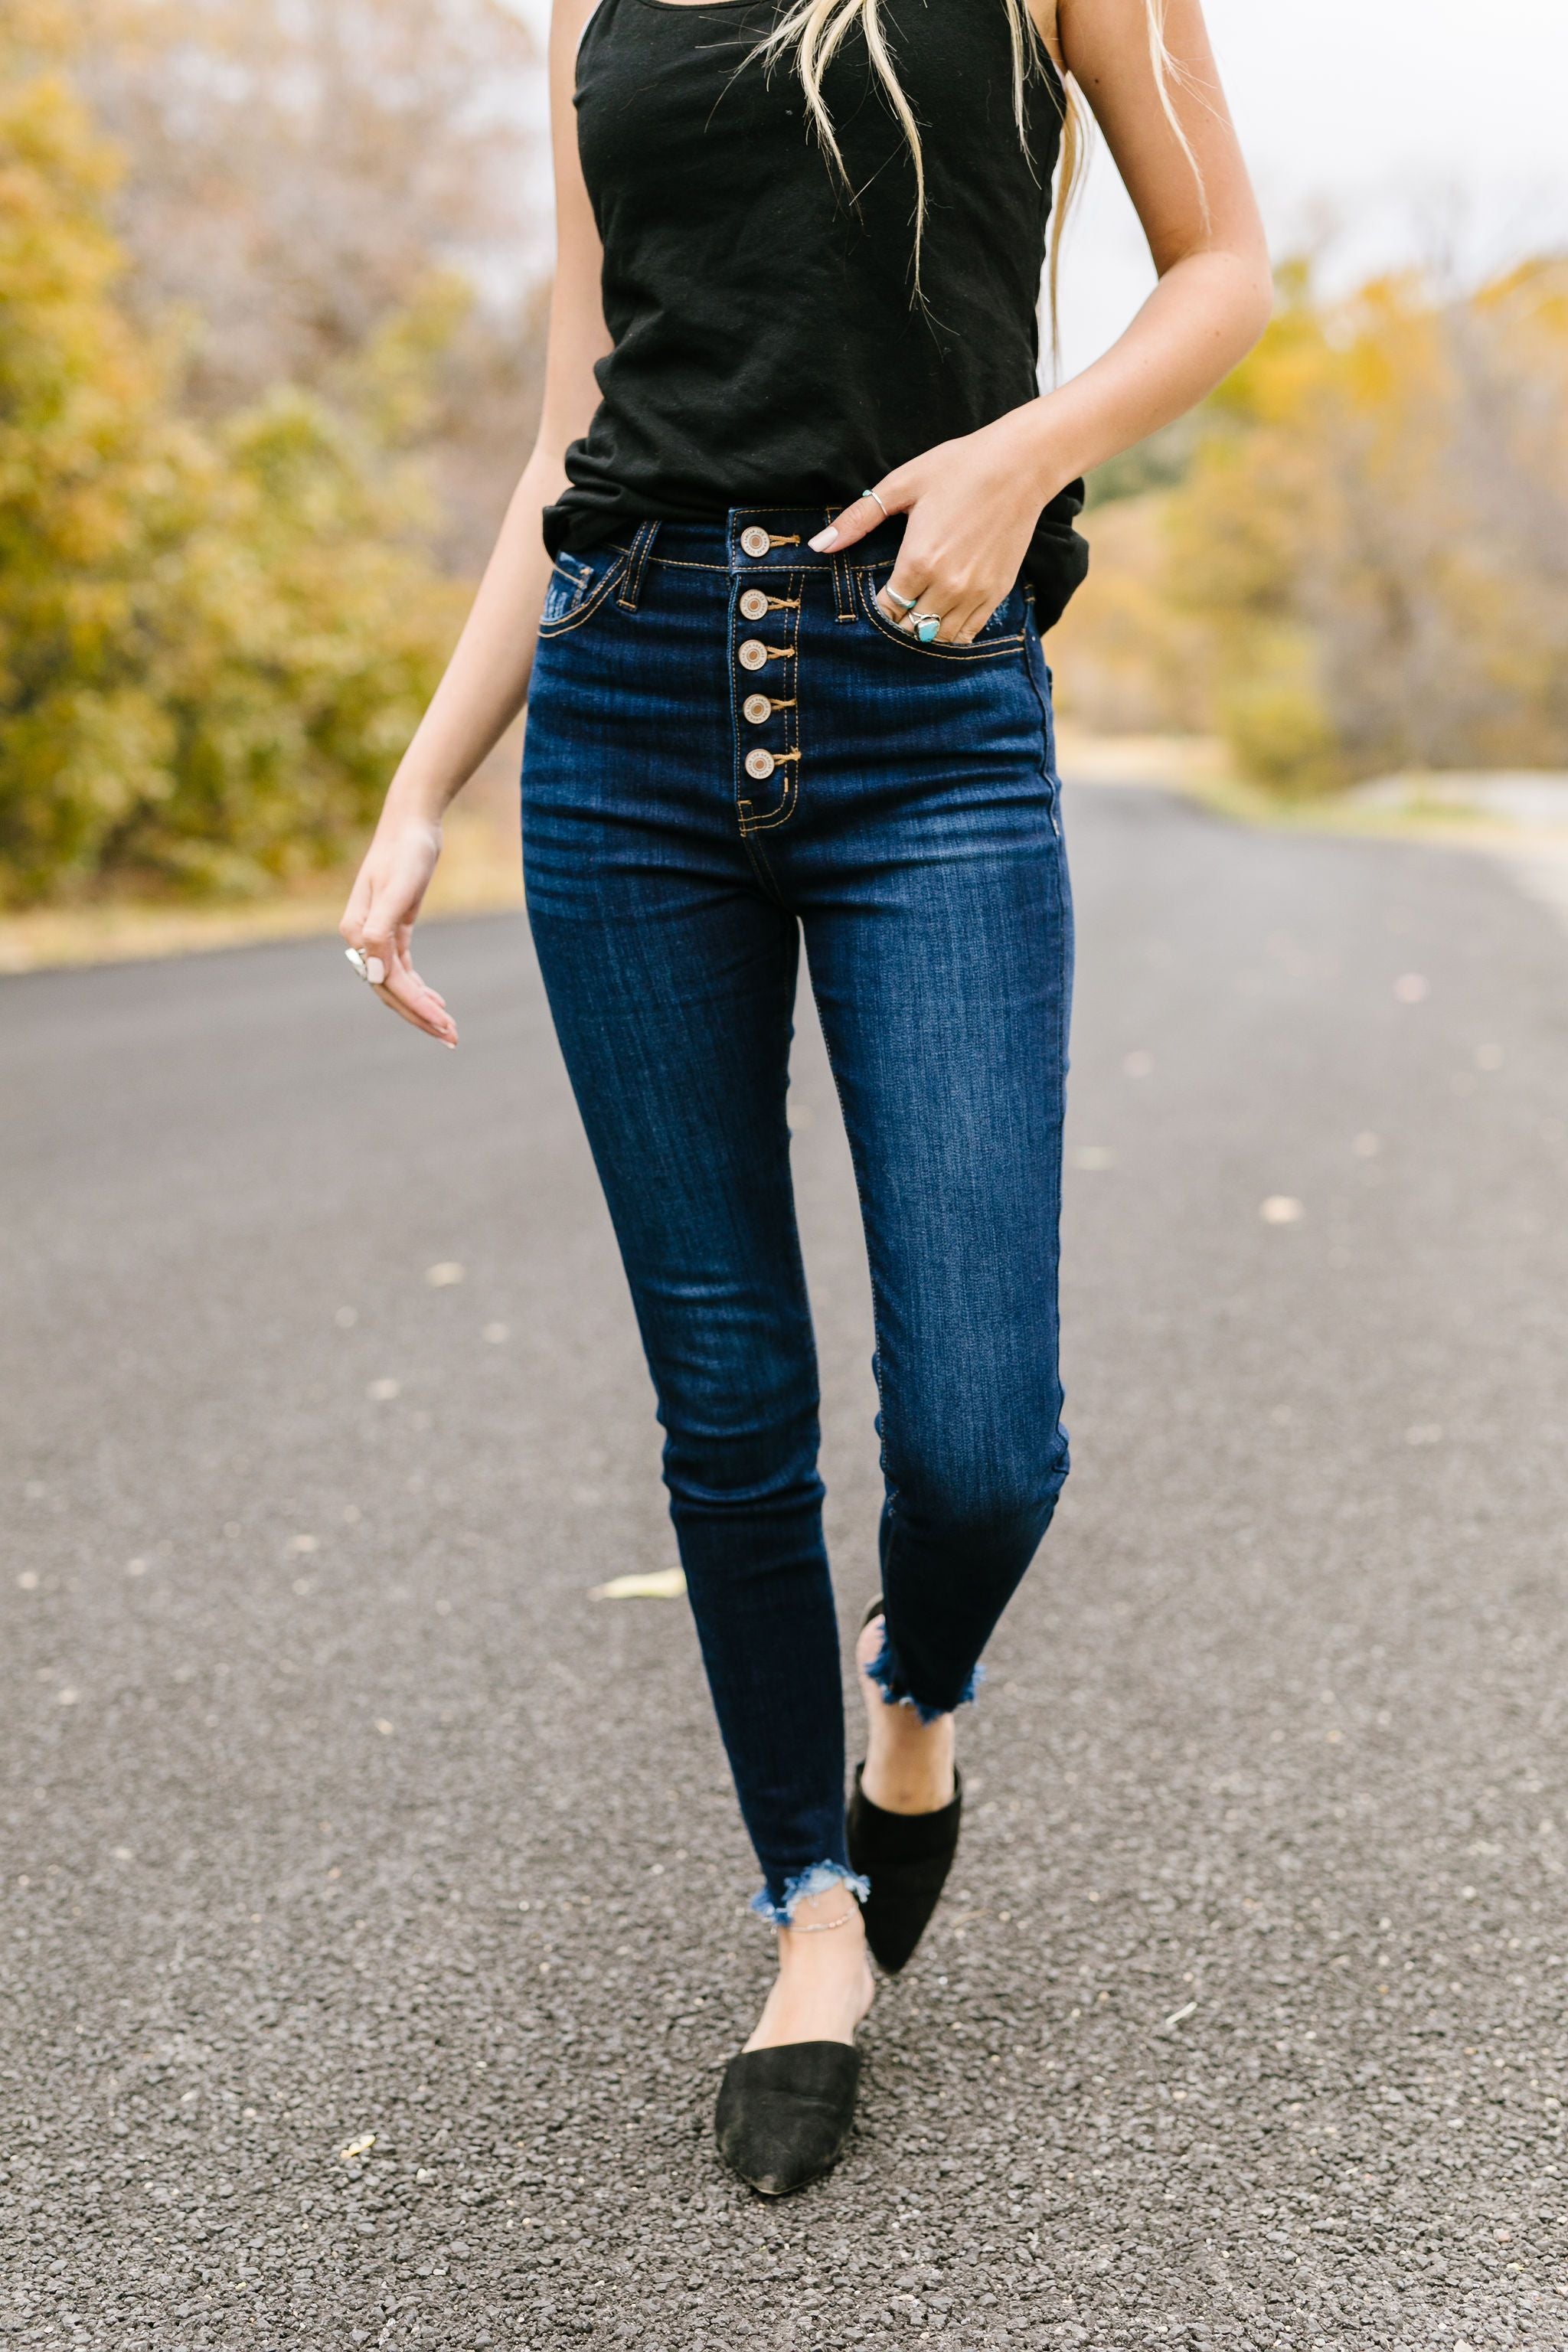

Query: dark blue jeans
521;509;1073;1923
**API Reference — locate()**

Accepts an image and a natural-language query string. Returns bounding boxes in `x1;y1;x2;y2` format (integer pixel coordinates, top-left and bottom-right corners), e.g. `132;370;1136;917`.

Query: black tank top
545;0;1089;629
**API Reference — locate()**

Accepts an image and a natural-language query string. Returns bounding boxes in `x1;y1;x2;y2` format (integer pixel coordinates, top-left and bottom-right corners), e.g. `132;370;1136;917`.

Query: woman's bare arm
1031;0;1273;477
338;0;607;1044
818;0;1273;644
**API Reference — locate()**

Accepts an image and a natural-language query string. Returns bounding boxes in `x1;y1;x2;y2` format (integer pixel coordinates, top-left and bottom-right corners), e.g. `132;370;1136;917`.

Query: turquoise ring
911;612;942;644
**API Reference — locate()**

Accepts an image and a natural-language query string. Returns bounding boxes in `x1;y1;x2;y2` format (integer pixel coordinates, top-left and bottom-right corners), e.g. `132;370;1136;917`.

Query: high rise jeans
521;508;1073;1924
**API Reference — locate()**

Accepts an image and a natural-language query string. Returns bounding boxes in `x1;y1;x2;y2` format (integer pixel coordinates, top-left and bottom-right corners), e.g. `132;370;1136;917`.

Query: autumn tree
0;28;465;904
1057;257;1568;792
77;0;546;560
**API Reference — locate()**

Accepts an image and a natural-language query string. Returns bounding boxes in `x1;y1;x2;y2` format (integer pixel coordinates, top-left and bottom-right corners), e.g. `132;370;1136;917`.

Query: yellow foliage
0;38;466;903
1067;256;1568;792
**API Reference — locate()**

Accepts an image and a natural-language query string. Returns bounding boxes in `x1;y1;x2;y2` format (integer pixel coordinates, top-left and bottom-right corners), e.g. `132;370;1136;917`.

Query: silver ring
345;946;387;987
909;611;942;644
884;585;918;614
860;487;889;522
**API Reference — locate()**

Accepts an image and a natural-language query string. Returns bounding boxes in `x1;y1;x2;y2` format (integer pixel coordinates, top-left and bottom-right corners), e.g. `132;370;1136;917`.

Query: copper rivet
740;588;769;619
737;639;768;671
743;694;772;725
740;525;771;559
744;748;776;781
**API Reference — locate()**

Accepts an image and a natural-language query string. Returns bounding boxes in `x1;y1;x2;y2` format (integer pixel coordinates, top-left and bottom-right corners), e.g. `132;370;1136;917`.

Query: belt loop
616;520;661;612
831;549;856;624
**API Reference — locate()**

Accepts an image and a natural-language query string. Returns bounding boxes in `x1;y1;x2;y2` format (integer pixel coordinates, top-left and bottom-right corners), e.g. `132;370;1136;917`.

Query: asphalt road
5;783;1568;2351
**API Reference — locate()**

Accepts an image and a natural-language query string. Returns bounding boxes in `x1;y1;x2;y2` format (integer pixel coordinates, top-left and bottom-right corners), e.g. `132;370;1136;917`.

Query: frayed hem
750;1860;871;1929
864;1623;985;1724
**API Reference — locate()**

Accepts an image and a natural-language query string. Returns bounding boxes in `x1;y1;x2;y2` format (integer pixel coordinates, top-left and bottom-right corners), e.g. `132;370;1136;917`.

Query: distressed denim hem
864;1623;985;1726
750;1860;871;1929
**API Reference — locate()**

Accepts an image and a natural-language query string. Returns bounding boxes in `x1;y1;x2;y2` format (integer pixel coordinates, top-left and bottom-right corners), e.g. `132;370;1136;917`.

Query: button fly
744;748;776;782
742;693;772;725
740;525;771;558
739;587;769;620
737;639;769;671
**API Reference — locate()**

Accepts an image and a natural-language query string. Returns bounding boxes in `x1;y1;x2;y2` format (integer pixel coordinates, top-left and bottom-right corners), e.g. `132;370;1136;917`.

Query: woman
340;0;1269;2195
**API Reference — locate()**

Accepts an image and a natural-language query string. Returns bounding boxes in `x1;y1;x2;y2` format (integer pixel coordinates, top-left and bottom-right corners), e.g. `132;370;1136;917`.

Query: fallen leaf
338;2134;376;2161
590;1569;688;1601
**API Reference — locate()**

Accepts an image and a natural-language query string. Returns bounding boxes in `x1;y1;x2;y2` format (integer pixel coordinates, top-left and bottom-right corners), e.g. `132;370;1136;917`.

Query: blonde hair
752;0;1207;346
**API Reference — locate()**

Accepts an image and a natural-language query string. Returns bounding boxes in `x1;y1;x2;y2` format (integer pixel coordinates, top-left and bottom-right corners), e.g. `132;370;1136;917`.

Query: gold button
738;639;769;671
739;587;769;620
743;693;772;724
744;747;776;782
740;525;771;558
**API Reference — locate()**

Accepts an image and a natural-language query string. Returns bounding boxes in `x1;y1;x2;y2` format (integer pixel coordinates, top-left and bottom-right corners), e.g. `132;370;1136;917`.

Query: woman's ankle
744;1894;874;2050
856;1614;958;1812
860;1719;956;1813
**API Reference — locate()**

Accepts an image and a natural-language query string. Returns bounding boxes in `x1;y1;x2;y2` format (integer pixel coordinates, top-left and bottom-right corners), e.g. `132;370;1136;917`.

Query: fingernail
808;527;838;551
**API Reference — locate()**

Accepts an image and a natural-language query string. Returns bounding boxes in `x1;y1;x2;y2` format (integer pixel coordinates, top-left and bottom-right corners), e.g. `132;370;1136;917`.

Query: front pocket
854;570;1027;662
537;546;629;639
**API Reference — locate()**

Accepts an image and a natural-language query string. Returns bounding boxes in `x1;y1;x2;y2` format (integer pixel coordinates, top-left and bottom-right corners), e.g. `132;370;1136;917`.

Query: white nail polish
808;527;838;551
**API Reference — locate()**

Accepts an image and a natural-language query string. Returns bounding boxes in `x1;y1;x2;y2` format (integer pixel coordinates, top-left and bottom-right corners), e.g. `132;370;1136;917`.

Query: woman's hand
338;812;459;1047
808;407;1063;644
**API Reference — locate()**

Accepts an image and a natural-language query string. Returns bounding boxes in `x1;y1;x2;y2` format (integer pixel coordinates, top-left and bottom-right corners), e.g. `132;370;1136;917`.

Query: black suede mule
714;2041;862;2196
850;1596;964;1974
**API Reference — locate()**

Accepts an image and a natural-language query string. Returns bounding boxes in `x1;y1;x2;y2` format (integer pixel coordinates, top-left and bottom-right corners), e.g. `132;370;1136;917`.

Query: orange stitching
853;571;1024;659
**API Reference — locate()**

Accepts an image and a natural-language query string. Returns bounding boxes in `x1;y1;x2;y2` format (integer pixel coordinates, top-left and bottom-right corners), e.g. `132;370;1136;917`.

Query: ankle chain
785;1908;859;1935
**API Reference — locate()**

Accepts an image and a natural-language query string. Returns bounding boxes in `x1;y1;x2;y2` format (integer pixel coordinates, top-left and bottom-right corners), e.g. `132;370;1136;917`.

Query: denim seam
811;993;902;1592
812;1005;980;1722
853;570;1025;661
544;552;591;618
724;573;792;905
1024;614;1063;838
831;548;856;622
739;567;802;834
537;553;629;639
615;520;660;612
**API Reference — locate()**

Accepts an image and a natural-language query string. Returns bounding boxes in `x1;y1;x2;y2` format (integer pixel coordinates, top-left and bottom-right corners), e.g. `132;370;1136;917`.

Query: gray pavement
4;783;1568;2351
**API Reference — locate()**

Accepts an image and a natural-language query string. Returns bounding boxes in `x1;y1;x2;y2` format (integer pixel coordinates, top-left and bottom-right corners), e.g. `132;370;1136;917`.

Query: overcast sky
1060;0;1568;372
511;0;1568;376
